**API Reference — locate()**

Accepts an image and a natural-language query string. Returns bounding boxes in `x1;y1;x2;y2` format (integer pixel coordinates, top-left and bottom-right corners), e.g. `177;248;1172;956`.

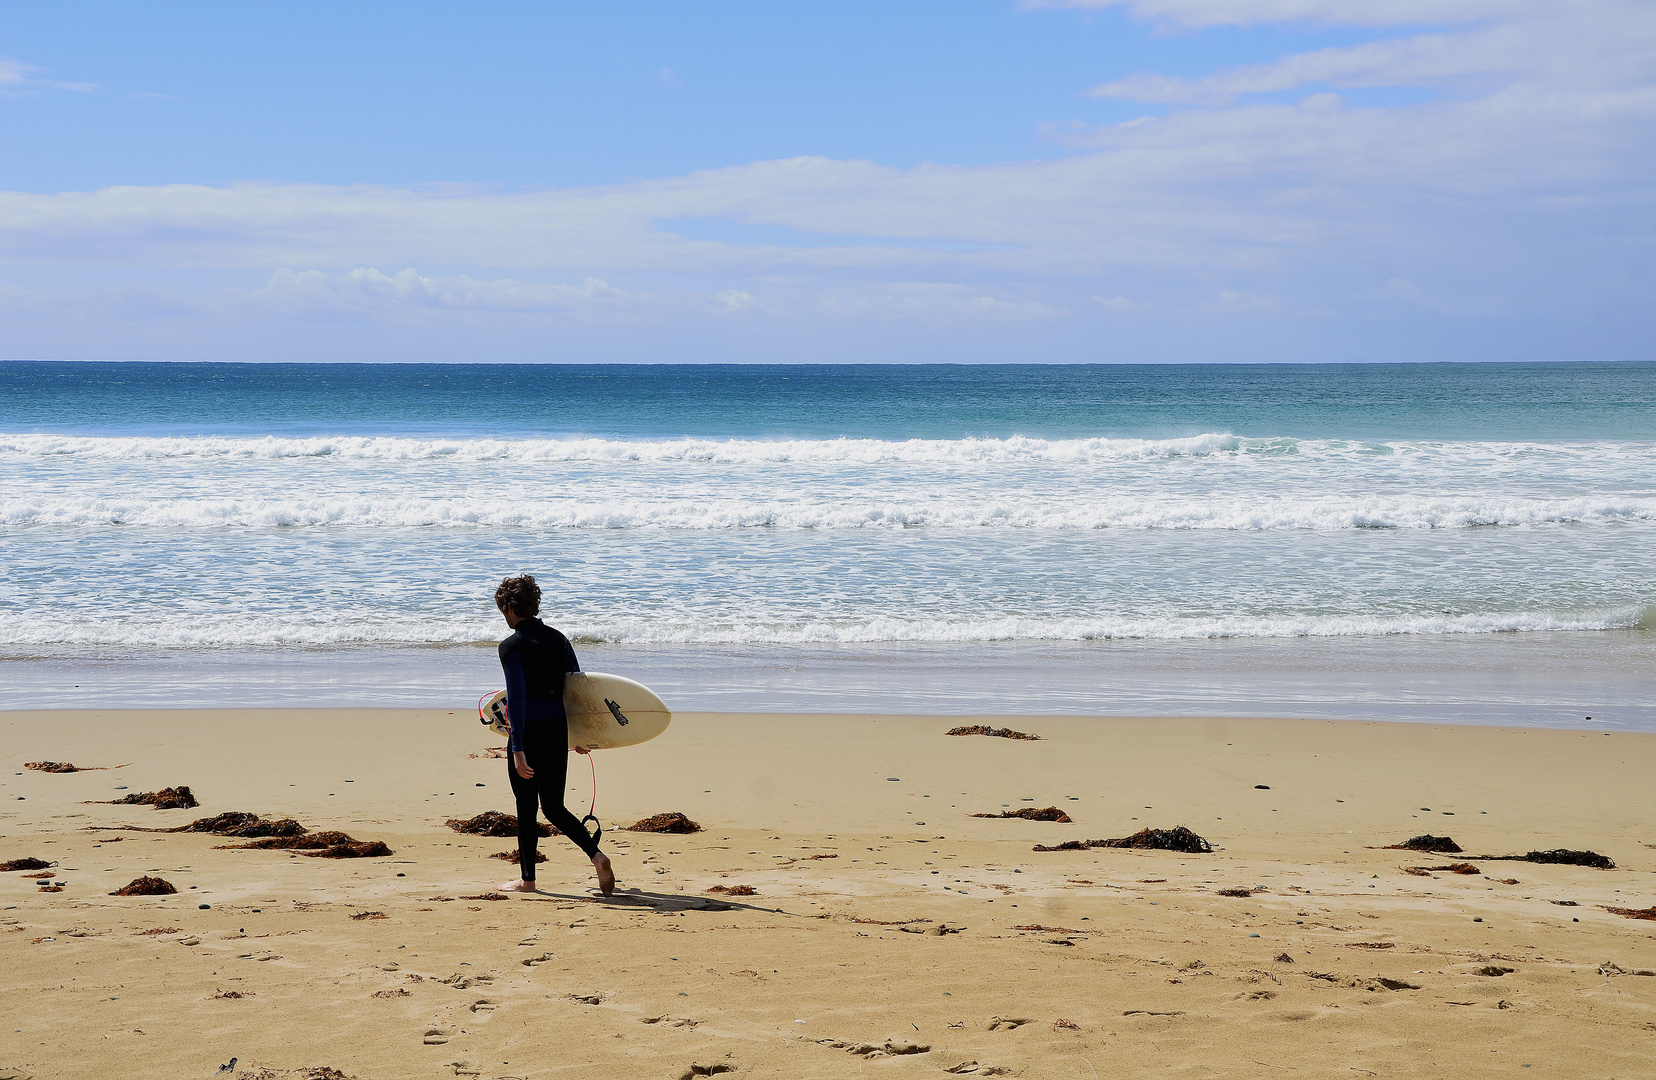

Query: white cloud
252;267;639;316
815;283;1072;322
0;55;97;95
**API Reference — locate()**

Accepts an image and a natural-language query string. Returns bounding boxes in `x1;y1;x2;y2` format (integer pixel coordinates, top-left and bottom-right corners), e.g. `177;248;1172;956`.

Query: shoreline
5;626;1654;729
3;709;1654;1078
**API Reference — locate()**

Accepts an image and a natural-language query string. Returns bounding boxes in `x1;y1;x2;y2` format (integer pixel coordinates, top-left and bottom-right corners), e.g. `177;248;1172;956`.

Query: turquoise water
2;360;1652;726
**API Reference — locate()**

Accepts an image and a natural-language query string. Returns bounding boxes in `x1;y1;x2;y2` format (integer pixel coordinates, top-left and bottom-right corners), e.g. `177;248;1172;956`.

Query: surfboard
478;672;671;751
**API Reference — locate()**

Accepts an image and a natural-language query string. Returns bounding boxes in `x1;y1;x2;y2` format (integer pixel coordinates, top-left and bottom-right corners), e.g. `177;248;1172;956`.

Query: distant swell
0;431;1246;463
0;606;1646;648
3;431;1651;467
4;493;1653;530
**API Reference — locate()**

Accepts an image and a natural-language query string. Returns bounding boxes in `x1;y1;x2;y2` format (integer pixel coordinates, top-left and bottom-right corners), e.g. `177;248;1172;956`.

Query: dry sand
1;708;1653;1080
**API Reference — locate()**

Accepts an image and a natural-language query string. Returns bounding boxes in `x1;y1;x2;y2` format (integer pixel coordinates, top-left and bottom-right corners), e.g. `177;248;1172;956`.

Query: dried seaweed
1515;849;1615;869
489;850;547;863
0;857;52;872
624;812;702;834
971;807;1072;822
706;884;756;896
103;786;199;810
1384;835;1462;853
1034;826;1212;854
307;839;391;858
111;875;177;896
167;812;307;837
214;830;343;849
1096;826;1213;853
946;725;1041;741
1462;848;1616;869
25;761;85;773
216;829;391;857
1409;863;1481;875
446;811;552;838
1216;887;1254;897
1604;905;1656;921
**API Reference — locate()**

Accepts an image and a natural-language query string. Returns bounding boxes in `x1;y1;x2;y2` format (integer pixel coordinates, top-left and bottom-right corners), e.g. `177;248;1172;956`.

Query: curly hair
494;575;541;618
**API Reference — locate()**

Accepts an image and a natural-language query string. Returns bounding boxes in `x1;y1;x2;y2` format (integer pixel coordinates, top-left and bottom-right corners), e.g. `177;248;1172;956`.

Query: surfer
493;574;616;896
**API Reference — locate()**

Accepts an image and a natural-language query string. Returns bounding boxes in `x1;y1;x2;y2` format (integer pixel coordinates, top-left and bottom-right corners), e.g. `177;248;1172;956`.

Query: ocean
2;360;1652;728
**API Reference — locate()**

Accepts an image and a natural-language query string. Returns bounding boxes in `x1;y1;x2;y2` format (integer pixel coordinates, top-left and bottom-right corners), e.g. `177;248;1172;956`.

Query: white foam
3;492;1653;530
0;605;1645;648
3;430;1652;468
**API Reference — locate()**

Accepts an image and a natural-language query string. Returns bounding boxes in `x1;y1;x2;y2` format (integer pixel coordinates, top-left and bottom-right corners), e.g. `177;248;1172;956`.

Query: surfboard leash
580;751;602;848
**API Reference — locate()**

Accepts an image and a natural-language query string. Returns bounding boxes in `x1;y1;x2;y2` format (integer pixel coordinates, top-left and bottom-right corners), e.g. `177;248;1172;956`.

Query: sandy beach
2;708;1653;1080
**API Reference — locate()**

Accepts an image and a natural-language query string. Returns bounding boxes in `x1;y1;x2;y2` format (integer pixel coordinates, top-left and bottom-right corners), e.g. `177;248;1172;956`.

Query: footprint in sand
985;1017;1030;1031
446;1063;481;1078
946;1063;1011;1076
642;1015;704;1028
676;1064;736;1079
177;936;201;946
802;1037;929;1058
520;952;554;967
439;973;494;989
569;992;604;1005
423;1027;455;1045
468;999;498;1014
238;950;281;962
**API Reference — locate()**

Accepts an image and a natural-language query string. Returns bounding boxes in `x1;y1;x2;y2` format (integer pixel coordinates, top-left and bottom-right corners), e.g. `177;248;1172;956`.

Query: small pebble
199;904;211;910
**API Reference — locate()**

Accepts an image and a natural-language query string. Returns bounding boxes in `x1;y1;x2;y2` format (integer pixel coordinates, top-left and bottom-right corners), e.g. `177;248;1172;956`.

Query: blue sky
1;1;1652;363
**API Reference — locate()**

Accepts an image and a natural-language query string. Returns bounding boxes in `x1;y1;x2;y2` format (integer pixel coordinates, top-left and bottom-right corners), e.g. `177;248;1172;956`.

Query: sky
1;1;1652;364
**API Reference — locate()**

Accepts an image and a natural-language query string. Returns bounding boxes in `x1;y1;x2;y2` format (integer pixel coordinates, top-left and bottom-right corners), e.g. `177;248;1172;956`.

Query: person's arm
561;632;580;675
504;651;529;755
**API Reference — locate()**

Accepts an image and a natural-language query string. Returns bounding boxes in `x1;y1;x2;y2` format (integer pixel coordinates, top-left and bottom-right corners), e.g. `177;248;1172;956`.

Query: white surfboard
478;672;671;750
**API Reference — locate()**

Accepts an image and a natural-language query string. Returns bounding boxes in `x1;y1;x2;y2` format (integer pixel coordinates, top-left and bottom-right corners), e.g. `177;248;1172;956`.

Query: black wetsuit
499;616;599;876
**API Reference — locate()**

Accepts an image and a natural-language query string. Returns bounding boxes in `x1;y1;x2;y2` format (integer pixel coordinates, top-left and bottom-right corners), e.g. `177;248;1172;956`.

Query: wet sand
2;709;1653;1080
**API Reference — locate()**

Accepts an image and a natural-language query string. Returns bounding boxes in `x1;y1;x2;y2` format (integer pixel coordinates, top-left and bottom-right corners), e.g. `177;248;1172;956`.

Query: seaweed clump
1;857;53;872
946;726;1042;741
446;811;552;838
1034;826;1212;854
1384;835;1462;853
171;812;307;838
216;831;392;858
107;786;199;810
1516;849;1615;869
625;812;702;834
972;807;1073;822
1096;826;1213;853
1604;905;1656;921
490;850;547;863
706;884;756;896
112;875;177;896
24;761;83;773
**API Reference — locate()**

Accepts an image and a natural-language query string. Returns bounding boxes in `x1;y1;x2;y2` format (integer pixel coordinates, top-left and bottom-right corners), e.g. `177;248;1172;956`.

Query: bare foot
592;852;615;896
498;879;538;893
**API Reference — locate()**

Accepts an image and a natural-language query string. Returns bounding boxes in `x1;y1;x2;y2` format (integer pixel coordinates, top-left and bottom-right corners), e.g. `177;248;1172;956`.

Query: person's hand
513;751;534;779
573;746;592;756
